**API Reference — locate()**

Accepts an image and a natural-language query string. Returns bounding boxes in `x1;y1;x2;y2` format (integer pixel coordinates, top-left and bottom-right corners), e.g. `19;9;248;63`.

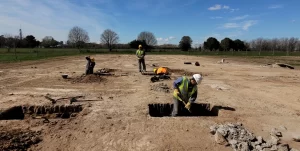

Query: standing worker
171;74;203;117
136;45;146;72
85;56;91;75
89;58;96;74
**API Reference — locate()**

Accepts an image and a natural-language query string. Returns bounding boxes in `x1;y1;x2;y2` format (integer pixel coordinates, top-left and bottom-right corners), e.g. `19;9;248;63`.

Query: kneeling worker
172;74;203;117
153;67;170;75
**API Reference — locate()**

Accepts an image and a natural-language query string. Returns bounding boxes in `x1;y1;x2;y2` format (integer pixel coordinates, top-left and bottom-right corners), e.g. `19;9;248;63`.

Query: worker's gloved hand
185;102;191;110
174;89;179;95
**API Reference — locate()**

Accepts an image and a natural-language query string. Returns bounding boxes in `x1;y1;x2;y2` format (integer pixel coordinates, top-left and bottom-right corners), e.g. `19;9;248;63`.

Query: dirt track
0;55;300;151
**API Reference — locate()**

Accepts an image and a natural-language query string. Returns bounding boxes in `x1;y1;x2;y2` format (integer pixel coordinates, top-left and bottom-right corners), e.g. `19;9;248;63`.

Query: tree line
1;25;300;54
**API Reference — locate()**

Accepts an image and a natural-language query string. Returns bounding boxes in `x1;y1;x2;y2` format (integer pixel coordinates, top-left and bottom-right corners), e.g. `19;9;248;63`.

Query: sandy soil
0;55;300;151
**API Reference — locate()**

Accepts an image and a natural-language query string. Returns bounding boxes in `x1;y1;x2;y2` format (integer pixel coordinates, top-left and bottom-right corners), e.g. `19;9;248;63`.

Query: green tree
24;35;37;48
128;40;148;50
179;36;193;51
204;37;220;51
41;36;58;48
220;38;234;51
233;39;246;51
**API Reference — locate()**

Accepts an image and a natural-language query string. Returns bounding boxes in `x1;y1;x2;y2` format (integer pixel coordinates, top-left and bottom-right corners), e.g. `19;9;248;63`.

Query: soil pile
71;74;105;84
150;83;170;93
0;129;42;151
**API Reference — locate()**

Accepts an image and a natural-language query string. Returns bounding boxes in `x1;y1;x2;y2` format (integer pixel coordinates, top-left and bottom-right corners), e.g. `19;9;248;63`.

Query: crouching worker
153;67;170;75
171;74;203;117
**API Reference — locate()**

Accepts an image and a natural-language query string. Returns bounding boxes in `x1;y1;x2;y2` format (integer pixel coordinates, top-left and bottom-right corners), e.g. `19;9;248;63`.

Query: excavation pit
0;105;83;120
148;103;235;117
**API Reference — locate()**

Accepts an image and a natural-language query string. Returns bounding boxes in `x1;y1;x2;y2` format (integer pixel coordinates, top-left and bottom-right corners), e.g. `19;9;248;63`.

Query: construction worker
153;67;170;75
85;56;91;75
89;58;96;74
136;44;146;72
171;74;203;117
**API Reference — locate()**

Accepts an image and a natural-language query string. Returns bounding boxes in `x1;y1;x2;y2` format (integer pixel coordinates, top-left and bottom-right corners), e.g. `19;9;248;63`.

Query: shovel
177;94;191;113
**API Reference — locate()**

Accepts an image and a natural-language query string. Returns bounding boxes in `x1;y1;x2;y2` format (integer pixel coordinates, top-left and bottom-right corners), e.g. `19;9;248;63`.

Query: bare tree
255;38;264;55
100;29;119;51
271;38;279;55
296;40;300;52
137;31;157;46
287;37;298;55
68;26;90;50
3;34;15;52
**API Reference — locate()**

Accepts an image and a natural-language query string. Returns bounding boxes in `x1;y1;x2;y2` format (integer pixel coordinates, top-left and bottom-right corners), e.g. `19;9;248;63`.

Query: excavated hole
0;105;83;120
148;103;219;117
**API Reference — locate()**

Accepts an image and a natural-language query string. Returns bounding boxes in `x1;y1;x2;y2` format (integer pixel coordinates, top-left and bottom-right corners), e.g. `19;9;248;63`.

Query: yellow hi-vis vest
136;49;144;58
173;76;197;103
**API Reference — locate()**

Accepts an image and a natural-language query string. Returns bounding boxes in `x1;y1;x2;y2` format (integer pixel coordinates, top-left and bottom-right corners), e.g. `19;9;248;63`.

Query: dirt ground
0;54;300;151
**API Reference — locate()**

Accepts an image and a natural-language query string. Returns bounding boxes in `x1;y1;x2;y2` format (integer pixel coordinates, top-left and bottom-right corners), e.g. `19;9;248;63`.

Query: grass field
1;48;300;63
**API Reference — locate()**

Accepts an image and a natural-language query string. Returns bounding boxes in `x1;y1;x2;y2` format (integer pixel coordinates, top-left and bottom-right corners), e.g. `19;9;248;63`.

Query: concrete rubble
210;123;298;151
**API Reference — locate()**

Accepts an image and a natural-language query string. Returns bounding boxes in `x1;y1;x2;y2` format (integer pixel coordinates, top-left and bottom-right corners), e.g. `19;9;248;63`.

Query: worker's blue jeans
171;98;184;116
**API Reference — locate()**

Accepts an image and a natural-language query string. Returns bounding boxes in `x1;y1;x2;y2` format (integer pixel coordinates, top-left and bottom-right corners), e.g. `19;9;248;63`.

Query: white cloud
223;23;240;29
0;0;118;42
223;5;230;9
208;4;222;10
268;5;283;9
157;36;176;45
208;4;235;11
231;15;249;20
230;8;239;12
210;16;223;19
168;36;176;40
242;20;257;30
221;20;257;30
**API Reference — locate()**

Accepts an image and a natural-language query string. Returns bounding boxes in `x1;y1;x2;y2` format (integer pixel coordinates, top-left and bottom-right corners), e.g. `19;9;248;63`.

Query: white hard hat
193;74;203;84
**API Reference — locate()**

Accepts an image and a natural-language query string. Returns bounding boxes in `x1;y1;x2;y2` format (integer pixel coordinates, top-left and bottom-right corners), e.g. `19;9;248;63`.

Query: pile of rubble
210;123;299;151
150;83;170;93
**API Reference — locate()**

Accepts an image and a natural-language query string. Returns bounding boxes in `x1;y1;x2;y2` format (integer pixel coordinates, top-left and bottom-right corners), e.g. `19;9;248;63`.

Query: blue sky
0;0;299;46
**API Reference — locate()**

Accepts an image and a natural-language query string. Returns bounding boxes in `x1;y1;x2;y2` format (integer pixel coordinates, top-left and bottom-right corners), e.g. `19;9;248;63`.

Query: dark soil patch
0;128;42;151
70;74;106;84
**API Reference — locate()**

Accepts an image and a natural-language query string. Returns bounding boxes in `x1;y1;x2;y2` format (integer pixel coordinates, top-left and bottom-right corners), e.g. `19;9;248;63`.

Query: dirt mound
71;74;106;83
150;83;170;93
171;69;194;76
0;129;42;151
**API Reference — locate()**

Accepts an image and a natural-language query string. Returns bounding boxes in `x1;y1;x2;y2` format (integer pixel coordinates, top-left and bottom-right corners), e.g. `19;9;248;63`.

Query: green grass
1;48;300;62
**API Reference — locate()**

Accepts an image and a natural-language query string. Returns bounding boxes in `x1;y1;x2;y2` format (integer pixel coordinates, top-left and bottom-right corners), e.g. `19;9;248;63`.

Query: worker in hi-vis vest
136;45;146;72
172;74;203;116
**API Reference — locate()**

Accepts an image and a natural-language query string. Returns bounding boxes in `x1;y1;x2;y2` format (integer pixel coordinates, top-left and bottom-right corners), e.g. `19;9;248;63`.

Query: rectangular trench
148;103;219;117
0;105;83;120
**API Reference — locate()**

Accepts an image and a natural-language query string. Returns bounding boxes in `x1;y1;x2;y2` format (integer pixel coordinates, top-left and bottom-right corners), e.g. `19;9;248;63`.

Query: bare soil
0;55;300;151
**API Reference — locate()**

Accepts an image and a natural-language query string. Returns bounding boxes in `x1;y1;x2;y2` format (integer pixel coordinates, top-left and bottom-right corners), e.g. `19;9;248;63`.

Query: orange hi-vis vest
156;67;169;74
